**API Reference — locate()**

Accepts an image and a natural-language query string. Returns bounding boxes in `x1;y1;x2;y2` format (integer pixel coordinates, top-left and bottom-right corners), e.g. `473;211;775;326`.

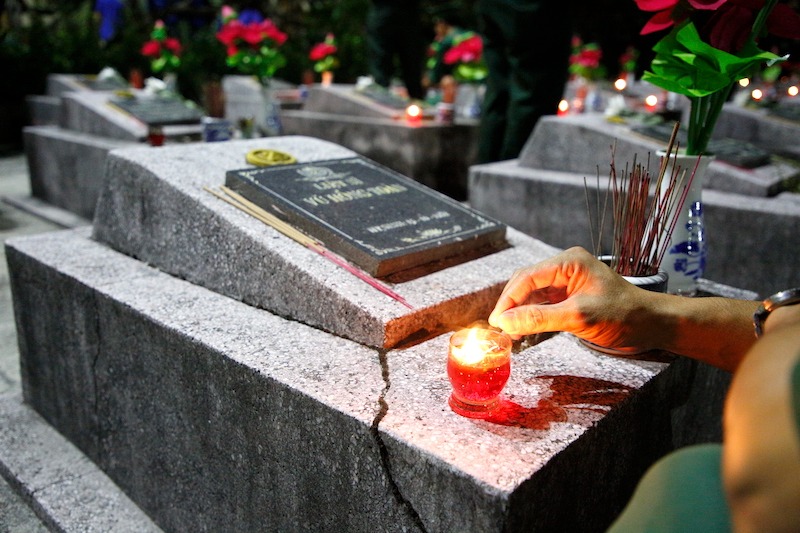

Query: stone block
23;125;136;219
715;103;800;155
61;92;146;141
25;95;60;126
281;110;477;199
91;137;553;349
468;160;800;297
519;114;795;197
303;84;405;119
7;227;730;532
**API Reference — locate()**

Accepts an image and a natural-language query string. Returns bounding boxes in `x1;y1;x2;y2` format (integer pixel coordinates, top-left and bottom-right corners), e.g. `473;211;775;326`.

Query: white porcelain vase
657;150;715;296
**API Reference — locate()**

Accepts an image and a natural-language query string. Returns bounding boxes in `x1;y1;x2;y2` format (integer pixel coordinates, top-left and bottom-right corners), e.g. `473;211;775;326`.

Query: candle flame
614;78;627;91
451;328;505;365
788;85;799;97
751;88;763;101
406;104;422;119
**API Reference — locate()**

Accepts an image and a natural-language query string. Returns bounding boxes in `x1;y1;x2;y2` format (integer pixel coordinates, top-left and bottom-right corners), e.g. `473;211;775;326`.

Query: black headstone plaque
110;95;203;126
226;157;507;277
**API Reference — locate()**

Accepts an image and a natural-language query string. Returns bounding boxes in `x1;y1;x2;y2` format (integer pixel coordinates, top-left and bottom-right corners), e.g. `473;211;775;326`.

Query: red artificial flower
443;34;483;65
216;20;243;47
309;42;337;61
573;48;602;68
164;37;182;55
261;19;288;46
635;0;729;34
141;40;161;57
708;0;800;52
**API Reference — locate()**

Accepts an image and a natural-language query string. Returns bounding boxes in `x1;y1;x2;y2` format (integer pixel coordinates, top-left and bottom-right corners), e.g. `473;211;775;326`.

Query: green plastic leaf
642;20;783;98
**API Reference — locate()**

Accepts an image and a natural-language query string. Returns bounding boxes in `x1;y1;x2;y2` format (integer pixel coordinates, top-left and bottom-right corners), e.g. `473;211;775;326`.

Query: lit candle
614;78;627;92
557;99;569;116
751;88;763;101
788;85;799;97
405;104;423;124
644;94;658;112
739;77;750;88
447;327;511;418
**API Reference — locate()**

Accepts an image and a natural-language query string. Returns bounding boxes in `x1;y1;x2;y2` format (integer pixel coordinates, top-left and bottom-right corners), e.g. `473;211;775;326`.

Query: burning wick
614;78;627;91
557;99;569;116
405;104;423;124
447;327;512;418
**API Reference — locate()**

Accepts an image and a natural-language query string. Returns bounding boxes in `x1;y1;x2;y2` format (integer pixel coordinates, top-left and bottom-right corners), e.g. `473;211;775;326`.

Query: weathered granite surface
24;126;136;219
61;91;147;141
92;137;544;349
0;394;161;532
7;226;731;532
519;114;797;197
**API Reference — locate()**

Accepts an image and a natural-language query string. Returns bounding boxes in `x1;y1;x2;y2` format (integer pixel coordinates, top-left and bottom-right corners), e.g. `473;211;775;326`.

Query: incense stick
204;186;414;309
587;122;694;277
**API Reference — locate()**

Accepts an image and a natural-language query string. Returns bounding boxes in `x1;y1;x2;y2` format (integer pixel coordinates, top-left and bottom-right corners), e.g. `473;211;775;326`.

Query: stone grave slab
108;93;203;126
92;136;554;349
303;84;411;119
225;156;506;277
7;225;734;532
46;73;129;97
24;125;137;220
281;108;477;199
61;91;203;142
520;114;797;197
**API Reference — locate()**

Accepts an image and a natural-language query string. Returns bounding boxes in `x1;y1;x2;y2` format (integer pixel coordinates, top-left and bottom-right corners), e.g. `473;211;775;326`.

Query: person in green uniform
365;0;426;100
489;247;800;532
476;0;572;163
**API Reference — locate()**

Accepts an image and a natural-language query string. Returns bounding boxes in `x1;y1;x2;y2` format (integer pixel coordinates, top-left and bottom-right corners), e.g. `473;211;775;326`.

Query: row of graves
22;73;478;229
1;73;786;531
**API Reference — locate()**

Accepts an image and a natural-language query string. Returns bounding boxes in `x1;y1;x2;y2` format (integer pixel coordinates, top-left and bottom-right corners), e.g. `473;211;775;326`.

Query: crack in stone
371;348;427;533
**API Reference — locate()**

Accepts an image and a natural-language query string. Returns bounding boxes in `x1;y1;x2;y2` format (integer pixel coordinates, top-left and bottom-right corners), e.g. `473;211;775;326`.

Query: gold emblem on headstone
245;149;297;167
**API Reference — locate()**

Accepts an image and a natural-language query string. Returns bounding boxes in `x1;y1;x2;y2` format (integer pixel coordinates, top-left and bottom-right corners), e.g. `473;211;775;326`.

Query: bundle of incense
204;185;413;309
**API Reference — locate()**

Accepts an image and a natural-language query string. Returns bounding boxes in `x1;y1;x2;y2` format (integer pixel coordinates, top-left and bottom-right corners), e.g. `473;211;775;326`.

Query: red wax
448;355;510;404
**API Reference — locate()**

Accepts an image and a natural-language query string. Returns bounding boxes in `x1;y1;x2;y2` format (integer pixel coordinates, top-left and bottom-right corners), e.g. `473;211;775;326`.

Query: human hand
488;247;659;352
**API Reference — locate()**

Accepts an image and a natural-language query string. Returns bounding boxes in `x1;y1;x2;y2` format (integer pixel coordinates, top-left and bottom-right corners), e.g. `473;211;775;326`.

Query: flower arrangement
441;32;488;84
635;0;800;155
141;20;182;74
569;37;607;81
215;5;288;83
309;33;339;73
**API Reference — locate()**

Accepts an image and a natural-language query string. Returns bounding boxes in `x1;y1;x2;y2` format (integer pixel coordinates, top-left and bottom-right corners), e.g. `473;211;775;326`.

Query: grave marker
226;156;507;277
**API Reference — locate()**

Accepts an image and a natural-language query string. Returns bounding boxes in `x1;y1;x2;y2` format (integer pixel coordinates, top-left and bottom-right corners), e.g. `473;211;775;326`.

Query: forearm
640;294;759;372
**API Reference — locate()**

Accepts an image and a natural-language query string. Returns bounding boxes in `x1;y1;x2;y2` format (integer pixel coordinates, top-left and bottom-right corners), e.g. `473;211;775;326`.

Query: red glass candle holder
447;327;512;418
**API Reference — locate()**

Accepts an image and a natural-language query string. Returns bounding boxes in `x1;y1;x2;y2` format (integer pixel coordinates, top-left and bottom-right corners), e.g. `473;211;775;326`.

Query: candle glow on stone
405;104;422;123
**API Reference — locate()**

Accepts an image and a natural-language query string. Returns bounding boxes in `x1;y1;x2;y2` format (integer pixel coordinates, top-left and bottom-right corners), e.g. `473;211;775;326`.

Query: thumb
490;303;571;336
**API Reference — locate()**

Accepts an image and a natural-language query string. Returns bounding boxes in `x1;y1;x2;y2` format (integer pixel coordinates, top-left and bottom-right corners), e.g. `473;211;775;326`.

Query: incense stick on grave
204;186;414;309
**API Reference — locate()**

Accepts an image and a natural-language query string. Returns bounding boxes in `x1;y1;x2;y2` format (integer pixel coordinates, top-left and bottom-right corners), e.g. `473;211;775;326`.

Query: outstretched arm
488;247;758;372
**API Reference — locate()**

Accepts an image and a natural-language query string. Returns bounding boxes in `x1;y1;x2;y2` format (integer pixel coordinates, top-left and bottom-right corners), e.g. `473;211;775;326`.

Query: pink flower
635;0;729;34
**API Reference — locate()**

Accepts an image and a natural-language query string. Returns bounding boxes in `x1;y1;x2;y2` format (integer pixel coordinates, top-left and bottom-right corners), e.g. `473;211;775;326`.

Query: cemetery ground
1;152;144;532
1;152;57;531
